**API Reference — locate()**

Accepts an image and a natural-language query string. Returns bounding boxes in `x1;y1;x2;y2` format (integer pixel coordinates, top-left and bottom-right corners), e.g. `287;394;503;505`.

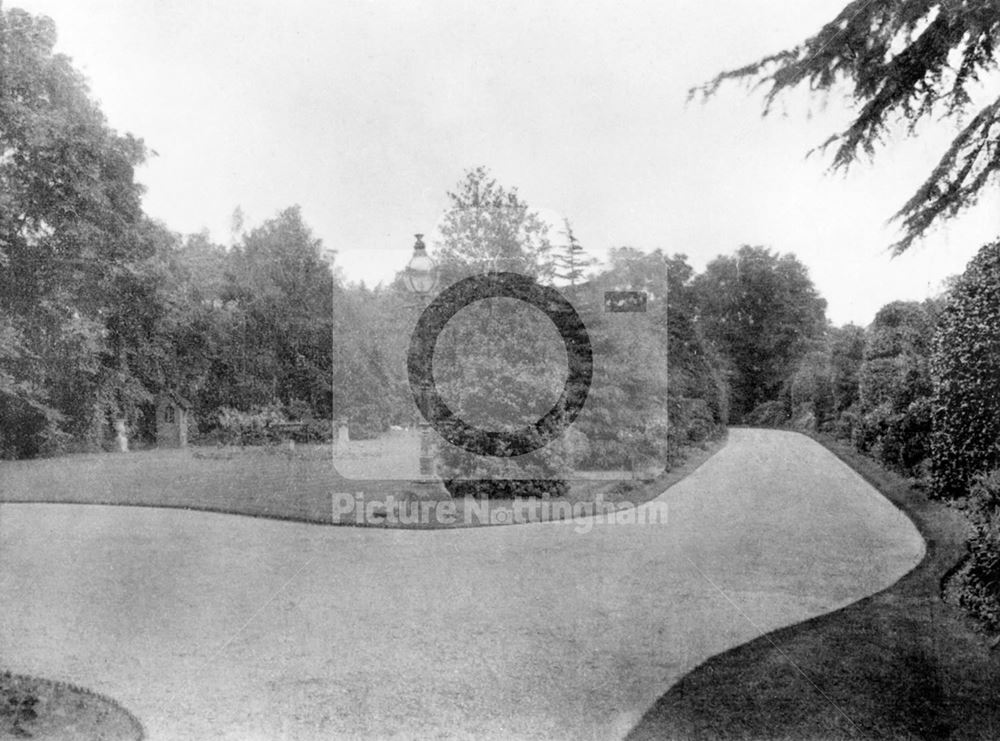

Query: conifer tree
694;0;1000;254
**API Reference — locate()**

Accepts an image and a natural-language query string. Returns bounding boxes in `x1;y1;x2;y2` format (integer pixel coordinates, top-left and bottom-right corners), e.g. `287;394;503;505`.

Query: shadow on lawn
627;433;1000;741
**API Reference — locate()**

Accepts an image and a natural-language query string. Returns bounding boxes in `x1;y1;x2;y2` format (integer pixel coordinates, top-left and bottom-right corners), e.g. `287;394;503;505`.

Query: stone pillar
114;417;129;453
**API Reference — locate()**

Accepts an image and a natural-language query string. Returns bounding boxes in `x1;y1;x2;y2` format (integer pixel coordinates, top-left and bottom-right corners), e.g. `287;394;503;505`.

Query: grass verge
626;432;1000;740
0;672;143;740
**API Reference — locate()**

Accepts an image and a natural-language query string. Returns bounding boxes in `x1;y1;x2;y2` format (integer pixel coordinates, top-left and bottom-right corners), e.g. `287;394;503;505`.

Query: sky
12;0;999;326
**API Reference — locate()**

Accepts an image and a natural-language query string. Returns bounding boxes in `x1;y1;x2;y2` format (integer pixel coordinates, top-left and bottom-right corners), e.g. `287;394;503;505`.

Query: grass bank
627;432;1000;740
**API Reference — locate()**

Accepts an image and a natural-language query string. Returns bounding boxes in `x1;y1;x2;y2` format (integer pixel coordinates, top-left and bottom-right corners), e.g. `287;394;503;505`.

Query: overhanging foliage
693;0;1000;254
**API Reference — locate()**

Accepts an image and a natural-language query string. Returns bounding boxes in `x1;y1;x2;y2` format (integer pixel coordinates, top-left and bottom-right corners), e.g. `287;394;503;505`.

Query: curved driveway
0;429;923;740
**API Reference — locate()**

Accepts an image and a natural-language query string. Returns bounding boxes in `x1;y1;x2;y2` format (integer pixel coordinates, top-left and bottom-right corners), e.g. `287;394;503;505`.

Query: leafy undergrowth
942;470;1000;633
0;672;142;740
627;433;1000;740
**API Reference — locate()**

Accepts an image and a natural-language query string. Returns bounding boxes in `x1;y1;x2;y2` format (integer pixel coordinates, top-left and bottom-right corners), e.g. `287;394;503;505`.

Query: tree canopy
0;9;732;468
434;166;554;283
0;8;150;456
694;246;828;420
694;0;1000;254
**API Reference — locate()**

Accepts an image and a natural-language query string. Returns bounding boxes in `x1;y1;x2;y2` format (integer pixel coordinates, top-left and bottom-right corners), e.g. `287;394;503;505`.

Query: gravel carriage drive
0;429;923;740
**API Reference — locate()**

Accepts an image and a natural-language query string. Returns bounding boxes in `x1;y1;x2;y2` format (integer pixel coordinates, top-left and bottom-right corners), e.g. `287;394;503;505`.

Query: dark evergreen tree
694;0;1000;254
553;219;595;286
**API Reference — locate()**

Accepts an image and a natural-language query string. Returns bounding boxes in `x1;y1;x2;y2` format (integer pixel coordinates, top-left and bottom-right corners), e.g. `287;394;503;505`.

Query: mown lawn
627;433;1000;740
0;434;726;529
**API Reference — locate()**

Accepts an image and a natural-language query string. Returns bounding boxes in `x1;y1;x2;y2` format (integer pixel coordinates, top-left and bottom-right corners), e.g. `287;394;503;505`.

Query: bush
676;398;715;443
437;418;584;498
0;672;38;733
281;400;333;442
852;407;886;455
885;398;933;474
744;399;790;427
952;469;1000;631
829;409;857;441
931;240;1000;498
787;349;834;430
854;398;932;476
444;478;568;499
298;417;333;443
216;404;288;445
36;417;74;458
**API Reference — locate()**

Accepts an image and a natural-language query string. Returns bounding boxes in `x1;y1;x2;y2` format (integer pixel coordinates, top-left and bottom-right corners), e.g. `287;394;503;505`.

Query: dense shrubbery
771;324;865;440
744;400;790;428
215;403;333;445
763;239;1000;634
659;253;730;449
951;470;1000;631
216;406;289;445
784;347;833;430
771;301;939;478
850;301;938;475
829;325;864;417
436;420;585;500
930;240;1000;498
671;398;718;445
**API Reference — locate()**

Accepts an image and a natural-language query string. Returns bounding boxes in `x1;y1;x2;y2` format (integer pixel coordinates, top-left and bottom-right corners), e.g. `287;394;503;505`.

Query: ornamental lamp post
402;234;438;296
402;234;445;490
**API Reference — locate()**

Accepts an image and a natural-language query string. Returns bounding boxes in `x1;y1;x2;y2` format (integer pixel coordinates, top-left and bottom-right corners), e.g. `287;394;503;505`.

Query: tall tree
694;246;827;420
0;8;149;456
428;170;579;493
146;229;237;430
553;219;595;286
694;0;1000;254
223;206;336;415
434;167;554;283
829;324;866;416
582;249;727;470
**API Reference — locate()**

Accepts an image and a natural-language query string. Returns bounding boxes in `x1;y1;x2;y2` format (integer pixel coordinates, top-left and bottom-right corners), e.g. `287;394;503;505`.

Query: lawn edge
0;432;729;531
625;427;987;740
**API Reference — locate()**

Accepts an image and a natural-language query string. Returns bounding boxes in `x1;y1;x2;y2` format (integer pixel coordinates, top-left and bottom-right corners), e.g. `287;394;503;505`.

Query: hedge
931;240;1000;498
